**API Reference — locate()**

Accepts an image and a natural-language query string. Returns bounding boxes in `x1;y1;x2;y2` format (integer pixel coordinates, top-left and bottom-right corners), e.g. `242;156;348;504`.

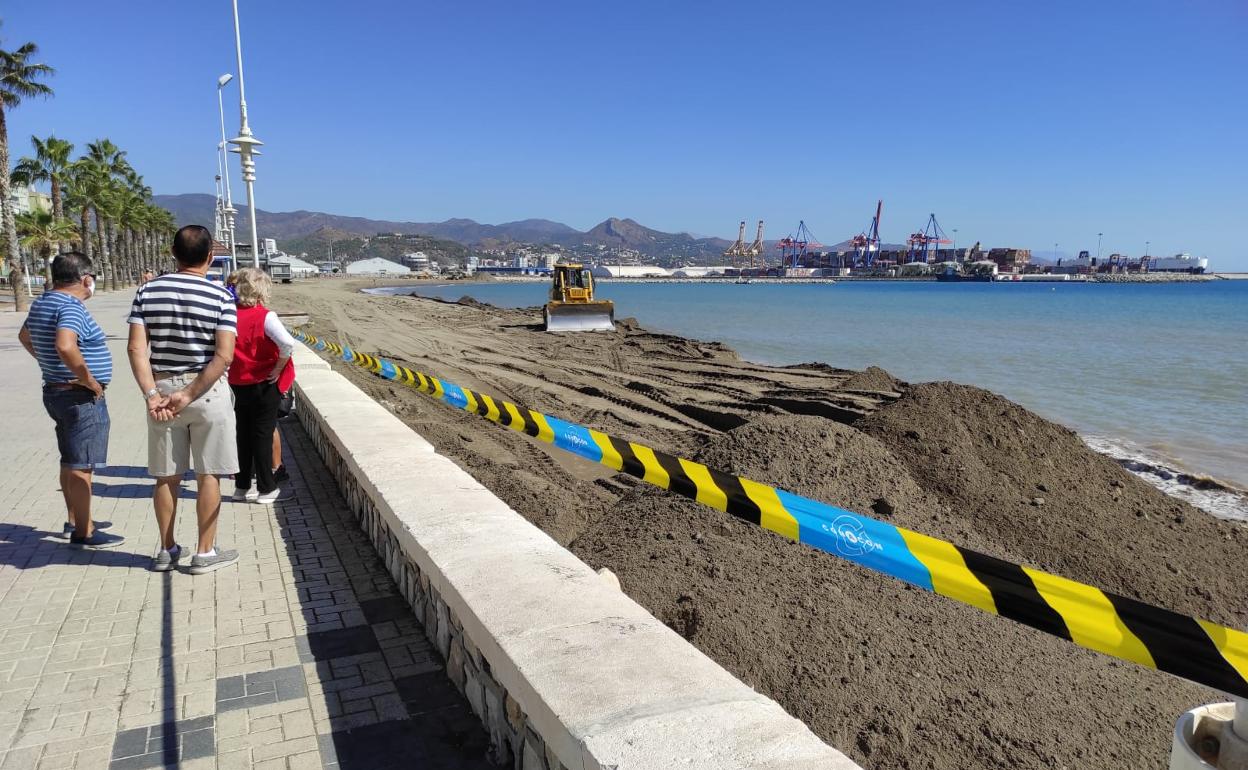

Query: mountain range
154;194;733;258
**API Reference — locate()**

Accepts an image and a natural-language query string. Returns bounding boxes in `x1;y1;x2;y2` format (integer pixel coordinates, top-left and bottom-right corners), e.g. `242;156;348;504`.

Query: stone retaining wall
290;344;859;770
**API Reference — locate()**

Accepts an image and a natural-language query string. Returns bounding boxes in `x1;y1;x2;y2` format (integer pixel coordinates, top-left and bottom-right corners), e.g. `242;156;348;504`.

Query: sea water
370;280;1248;515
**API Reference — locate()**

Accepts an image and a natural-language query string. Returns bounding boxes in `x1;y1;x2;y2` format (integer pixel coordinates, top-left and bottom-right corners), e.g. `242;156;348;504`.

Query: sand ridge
276;279;1247;770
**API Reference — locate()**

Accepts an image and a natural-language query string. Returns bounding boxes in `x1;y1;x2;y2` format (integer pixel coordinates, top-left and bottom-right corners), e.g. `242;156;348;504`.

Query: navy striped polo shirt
127;273;237;374
24;291;113;385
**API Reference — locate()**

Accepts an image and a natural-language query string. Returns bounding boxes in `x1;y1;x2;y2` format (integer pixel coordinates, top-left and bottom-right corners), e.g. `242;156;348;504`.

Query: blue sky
7;1;1247;267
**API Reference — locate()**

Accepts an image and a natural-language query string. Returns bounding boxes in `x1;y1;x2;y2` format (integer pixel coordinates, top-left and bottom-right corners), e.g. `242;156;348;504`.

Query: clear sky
7;1;1247;267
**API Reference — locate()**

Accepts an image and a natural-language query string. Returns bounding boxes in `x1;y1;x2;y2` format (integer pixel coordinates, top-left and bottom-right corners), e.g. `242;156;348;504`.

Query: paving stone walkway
0;292;494;770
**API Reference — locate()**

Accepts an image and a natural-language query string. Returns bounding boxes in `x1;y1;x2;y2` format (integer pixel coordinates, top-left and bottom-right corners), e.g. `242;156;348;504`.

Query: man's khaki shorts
148;374;240;478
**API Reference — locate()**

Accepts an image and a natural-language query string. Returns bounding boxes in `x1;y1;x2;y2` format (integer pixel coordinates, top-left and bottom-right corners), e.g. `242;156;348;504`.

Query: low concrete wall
290;344;860;770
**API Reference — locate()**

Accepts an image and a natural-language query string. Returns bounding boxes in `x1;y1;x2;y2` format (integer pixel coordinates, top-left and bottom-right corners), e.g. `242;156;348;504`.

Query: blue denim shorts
42;387;110;470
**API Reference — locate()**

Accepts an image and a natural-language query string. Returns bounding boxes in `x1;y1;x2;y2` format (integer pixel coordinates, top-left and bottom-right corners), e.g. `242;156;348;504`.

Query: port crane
906;213;952;264
723;220;766;267
745;220;765;263
722;221;748;262
848;200;884;267
777;221;822;269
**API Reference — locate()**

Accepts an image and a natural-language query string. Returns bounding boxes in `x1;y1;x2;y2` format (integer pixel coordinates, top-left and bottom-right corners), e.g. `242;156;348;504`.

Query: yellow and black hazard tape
294;330;1248;698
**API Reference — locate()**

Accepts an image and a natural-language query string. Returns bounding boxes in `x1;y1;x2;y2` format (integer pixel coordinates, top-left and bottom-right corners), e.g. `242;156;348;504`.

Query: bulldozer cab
545;263;615;332
552;264;594;301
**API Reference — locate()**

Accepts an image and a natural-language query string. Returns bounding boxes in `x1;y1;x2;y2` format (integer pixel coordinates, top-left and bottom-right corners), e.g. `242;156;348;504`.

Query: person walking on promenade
126;225;240;575
226;268;295;504
17;252;124;549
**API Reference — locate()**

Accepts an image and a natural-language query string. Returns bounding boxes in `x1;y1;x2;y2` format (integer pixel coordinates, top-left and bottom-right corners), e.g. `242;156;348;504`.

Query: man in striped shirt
18;252;125;549
127;225;240;574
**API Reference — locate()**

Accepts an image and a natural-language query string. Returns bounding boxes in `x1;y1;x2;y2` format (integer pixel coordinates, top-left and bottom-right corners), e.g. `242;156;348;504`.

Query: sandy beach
274;278;1247;770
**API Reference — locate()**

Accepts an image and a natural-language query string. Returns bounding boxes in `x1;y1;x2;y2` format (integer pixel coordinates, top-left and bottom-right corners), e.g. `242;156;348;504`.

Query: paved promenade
0;292;493;770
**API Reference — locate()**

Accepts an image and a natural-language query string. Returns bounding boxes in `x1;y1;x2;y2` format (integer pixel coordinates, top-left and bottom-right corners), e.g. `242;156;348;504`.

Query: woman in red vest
228;268;296;504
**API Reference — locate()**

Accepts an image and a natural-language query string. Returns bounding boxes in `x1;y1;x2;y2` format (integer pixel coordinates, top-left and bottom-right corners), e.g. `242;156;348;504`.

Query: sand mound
859;382;1248;626
839;365;902;394
571;406;1242;770
694;414;932;520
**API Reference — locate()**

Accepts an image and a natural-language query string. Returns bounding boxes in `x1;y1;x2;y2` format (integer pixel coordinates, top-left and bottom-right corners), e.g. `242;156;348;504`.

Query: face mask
85;278;95;298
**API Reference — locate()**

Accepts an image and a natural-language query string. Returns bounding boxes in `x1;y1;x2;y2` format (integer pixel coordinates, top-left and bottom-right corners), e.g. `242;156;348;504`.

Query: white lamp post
227;0;263;268
217;73;238;271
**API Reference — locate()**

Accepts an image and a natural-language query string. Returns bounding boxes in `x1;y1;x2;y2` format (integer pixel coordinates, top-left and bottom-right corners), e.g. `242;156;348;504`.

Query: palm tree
0;29;55;312
148;205;175;271
61;162;94;258
82;139;132;290
17;209;77;287
11;136;74;255
117;189;149;286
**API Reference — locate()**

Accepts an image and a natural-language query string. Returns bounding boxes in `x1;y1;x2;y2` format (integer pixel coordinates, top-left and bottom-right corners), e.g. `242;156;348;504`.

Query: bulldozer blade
544;303;616;332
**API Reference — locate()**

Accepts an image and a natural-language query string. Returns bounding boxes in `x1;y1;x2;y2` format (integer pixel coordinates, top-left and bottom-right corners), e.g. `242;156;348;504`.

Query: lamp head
217;73;234;88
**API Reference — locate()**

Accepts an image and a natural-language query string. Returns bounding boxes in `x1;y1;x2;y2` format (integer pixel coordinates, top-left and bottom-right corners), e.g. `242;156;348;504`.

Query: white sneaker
255;487;293;505
233;488;259;503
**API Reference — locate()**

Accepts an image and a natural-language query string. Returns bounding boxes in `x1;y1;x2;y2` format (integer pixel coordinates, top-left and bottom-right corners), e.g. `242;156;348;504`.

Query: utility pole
228;0;263;268
217;73;238;271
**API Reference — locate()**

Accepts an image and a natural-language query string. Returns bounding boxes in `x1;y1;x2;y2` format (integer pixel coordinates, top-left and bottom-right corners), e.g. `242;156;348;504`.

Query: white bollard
1170;699;1248;769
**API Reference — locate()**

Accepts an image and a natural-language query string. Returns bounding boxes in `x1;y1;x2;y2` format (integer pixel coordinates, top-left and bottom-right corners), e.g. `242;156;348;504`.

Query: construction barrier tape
294;330;1248;698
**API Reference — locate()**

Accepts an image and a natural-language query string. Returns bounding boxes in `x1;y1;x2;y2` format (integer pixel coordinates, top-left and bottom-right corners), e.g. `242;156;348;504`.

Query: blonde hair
233;267;272;307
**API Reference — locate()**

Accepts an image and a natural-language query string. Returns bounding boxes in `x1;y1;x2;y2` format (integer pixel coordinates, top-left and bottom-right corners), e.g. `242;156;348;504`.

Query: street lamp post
227;0;263;268
217;73;238;271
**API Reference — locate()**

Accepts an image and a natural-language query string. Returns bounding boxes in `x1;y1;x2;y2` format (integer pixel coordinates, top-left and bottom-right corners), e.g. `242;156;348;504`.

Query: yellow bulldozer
544;263;615;332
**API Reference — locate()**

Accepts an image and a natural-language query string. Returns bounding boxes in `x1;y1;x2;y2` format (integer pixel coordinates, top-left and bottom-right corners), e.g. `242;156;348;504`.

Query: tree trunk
95;210;113;292
0;106;24;311
125;230;137;287
51;178;66;254
119;228;129;287
79;207;92;259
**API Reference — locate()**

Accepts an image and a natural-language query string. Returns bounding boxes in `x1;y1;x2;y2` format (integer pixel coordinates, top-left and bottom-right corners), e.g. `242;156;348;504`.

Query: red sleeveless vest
228;304;295;391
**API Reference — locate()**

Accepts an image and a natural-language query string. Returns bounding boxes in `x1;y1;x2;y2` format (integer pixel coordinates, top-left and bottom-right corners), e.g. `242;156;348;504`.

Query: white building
263;238;278;256
590;264;671;279
8;184;51;217
344;257;411;276
671;266;730;278
269;255;319;277
402;251;430;270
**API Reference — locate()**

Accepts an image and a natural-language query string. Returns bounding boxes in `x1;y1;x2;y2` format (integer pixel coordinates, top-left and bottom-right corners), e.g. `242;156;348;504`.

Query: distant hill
281;228;473;263
584;217;732;256
154;194;731;259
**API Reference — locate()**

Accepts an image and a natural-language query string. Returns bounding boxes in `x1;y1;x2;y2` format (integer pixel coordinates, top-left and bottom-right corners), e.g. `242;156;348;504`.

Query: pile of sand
858;382;1247;626
572;402;1245;769
278;281;1247;770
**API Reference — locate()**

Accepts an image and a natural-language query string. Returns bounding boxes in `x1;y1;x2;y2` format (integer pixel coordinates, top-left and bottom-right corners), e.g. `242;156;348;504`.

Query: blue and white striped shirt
24;291;113;385
127;273;236;374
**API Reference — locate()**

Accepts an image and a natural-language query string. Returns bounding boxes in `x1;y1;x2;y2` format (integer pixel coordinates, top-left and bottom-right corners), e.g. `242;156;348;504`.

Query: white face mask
85;277;95;298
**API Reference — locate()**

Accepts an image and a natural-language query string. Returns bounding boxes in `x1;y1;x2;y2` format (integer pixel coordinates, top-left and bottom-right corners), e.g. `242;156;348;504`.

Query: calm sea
374;280;1248;493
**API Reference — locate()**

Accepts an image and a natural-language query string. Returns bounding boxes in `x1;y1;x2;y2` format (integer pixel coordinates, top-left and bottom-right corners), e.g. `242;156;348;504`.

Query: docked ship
1144;253;1209;273
1059;251;1209;274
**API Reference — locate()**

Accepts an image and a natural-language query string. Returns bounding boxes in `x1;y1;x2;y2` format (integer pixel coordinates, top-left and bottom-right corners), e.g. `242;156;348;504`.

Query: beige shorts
147;374;240;477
